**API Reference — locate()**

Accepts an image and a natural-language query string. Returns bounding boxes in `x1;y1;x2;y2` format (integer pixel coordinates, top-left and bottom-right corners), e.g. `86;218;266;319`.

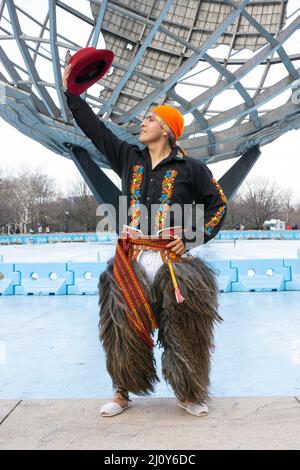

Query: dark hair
168;135;176;148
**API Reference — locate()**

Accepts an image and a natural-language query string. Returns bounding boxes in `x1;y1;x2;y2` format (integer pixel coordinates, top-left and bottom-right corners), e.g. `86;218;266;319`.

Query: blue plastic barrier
216;230;300;240
230;259;291;292
71;235;81;242
0;263;20;295
96;234;112;243
1;230;300;245
2;257;300;296
35;236;48;244
67;262;107;295
83;234;97;242
0;237;11;245
48;235;63;243
284;259;300;290
59;235;74;242
205;259;237;292
14;263;73;295
18;236;36;244
10;236;24;244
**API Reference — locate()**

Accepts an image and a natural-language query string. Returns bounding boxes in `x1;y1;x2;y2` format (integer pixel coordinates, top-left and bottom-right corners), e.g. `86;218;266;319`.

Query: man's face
139;113;165;145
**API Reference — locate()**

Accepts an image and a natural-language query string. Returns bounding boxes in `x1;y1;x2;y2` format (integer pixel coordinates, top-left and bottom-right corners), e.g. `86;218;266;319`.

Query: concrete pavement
1;397;300;450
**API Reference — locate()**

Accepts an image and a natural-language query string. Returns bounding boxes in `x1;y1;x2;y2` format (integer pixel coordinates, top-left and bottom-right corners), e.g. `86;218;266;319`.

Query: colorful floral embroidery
204;178;227;235
129;165;143;229
155;169;178;233
212;177;227;204
204;204;227;235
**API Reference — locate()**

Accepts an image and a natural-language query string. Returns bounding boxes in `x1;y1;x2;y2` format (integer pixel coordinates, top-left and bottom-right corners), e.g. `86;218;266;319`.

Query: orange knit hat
151;105;184;141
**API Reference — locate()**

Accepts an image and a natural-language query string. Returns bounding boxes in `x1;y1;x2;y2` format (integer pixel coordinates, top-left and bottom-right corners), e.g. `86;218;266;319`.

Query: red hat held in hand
66;47;114;96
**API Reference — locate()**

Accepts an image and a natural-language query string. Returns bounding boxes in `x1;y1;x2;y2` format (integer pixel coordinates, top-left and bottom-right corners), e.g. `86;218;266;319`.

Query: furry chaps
98;256;159;396
152;255;222;403
98;254;222;402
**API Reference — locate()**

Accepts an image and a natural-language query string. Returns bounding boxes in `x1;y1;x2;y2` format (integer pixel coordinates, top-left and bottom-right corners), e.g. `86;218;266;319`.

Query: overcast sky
1;0;300;203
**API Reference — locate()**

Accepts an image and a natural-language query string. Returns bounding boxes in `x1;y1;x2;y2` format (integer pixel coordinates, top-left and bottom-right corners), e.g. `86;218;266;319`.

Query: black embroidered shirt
65;91;227;245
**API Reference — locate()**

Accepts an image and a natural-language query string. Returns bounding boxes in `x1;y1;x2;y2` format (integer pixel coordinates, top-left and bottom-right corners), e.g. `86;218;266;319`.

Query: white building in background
263;219;285;231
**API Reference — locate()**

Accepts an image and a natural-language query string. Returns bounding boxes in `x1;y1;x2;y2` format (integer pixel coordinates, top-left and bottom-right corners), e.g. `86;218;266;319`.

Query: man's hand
166;236;185;256
62;63;72;90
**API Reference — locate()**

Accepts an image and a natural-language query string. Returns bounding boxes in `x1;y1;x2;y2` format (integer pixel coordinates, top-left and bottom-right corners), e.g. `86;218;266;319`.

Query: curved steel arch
0;0;299;202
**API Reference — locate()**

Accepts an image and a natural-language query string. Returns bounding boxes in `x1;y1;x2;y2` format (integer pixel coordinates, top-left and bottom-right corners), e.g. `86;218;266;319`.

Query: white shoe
100;400;130;417
178;401;208;417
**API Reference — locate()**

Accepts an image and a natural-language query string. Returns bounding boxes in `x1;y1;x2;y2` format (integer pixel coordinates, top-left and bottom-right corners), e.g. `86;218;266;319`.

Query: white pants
137;250;164;283
137;249;189;283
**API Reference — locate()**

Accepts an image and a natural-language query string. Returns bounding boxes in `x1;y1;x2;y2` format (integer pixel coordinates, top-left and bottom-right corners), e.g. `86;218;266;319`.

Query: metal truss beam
6;0;61;119
100;0;174;115
183;65;300;136
0;0;5;20
185;15;300;114
219;146;261;201
48;0;71;122
224;0;299;80
99;0;259;130
1;0;299;167
104;1;260;130
65;143;121;233
56;0;94;25
110;0;250;123
0;45;49;114
91;0;107;47
14;3;80;49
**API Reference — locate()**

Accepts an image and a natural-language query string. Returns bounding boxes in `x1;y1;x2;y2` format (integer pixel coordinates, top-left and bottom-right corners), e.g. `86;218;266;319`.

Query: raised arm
63;64;134;177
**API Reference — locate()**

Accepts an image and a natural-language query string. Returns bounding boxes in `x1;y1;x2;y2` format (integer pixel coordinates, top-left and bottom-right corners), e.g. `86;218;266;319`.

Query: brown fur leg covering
152;256;223;403
98;256;159;396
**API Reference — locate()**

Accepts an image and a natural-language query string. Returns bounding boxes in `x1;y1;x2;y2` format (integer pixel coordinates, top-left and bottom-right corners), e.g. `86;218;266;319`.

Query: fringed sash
113;236;184;349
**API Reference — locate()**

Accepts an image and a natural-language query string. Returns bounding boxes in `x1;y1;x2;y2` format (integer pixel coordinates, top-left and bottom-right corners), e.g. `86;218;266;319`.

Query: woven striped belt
113;236;185;349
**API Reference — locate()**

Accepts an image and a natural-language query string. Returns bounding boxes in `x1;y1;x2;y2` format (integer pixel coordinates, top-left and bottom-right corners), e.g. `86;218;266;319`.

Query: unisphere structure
0;0;300;202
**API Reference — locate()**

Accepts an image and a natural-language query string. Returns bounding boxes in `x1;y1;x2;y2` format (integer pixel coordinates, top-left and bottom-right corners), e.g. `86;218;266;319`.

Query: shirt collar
174;145;186;160
142;145;186;165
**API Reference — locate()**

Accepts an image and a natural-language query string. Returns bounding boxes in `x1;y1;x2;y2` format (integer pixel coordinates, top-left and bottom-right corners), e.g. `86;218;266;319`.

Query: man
63;64;227;417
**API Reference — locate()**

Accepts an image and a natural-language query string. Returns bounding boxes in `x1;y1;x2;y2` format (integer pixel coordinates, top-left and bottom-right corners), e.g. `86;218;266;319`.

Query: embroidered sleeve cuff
204;177;227;235
204;204;227;235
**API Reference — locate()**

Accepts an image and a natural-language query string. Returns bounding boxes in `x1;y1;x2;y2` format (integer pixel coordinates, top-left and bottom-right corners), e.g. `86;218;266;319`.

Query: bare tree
0;168;13;230
67;175;97;232
2;163;300;234
277;188;294;224
68;176;93;199
238;177;287;229
8;165;56;232
288;203;300;227
222;193;244;229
